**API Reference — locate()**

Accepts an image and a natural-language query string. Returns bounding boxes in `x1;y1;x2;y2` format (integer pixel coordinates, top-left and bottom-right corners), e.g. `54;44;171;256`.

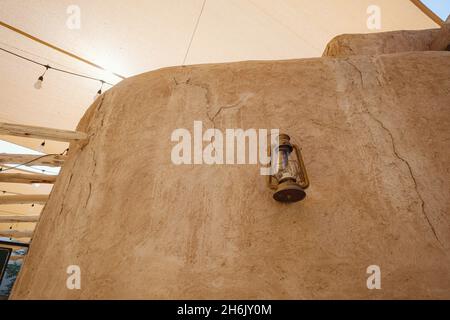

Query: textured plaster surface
11;31;450;299
323;29;441;57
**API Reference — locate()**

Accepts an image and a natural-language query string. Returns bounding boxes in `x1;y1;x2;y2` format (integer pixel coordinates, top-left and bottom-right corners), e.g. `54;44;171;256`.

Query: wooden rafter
0;215;39;223
0;173;57;184
0;230;34;238
0;122;88;142
0;153;67;167
0;195;48;205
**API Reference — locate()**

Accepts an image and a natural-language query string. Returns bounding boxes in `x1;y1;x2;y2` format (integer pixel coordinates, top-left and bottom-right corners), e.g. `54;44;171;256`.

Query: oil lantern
267;133;309;203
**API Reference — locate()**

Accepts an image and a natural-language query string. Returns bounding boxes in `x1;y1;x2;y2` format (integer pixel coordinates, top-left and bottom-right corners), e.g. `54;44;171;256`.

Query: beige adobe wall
10;26;450;299
323;29;440;57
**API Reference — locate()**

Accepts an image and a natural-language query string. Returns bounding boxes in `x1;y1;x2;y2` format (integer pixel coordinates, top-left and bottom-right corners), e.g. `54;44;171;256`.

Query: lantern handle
293;144;310;189
266;142;278;189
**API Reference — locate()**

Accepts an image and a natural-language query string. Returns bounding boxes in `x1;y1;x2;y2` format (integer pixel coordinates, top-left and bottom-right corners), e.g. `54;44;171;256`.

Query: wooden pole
0;230;33;238
0;122;88;142
0;215;39;223
0;153;67;167
0;173;57;184
0;195;48;205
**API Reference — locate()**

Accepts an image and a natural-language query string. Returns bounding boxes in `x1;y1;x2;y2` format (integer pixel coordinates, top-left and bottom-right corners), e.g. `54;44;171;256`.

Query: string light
94;80;105;101
34;65;50;90
38;140;46;153
0;46;118;96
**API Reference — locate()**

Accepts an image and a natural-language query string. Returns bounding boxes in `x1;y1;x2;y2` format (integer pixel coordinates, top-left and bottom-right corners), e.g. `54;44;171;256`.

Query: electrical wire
0;148;68;173
0;40;98;76
0;46;115;86
0;20;126;80
183;0;207;65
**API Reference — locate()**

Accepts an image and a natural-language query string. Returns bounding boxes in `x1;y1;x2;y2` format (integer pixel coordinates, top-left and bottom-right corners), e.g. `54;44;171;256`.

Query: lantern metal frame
267;133;310;203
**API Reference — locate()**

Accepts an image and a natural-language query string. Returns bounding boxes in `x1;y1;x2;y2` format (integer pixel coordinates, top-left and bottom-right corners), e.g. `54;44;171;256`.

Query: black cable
0;46;114;86
183;0;207;65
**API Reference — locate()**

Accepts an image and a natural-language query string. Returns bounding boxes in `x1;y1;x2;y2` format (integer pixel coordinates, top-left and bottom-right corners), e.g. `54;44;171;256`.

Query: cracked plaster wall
10;28;450;299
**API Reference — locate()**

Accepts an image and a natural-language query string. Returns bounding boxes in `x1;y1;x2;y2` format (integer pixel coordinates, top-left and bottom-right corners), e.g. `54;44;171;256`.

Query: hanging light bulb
38;141;46;153
93;80;105;101
93;89;101;100
34;75;44;89
34;65;50;90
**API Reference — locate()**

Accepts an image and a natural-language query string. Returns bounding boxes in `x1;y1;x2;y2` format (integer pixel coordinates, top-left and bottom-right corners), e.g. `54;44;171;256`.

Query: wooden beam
0;195;48;205
0;173;57;184
1;164;49;175
0;215;39;223
0;153;67;167
0;122;88;142
0;230;33;238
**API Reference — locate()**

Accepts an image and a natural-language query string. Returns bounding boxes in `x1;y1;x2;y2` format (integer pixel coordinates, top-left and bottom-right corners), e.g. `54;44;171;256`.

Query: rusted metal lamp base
273;180;306;203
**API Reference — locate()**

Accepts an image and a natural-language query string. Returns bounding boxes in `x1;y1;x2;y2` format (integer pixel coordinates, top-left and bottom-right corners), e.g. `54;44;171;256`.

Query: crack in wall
91;149;97;175
96;94;108;133
345;59;364;87
203;94;254;154
343;59;442;246
173;76;252;128
85;94;107;144
174;77;253;152
57;172;73;217
206;95;252;129
85;182;92;208
81;93;109;210
362;105;442;245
